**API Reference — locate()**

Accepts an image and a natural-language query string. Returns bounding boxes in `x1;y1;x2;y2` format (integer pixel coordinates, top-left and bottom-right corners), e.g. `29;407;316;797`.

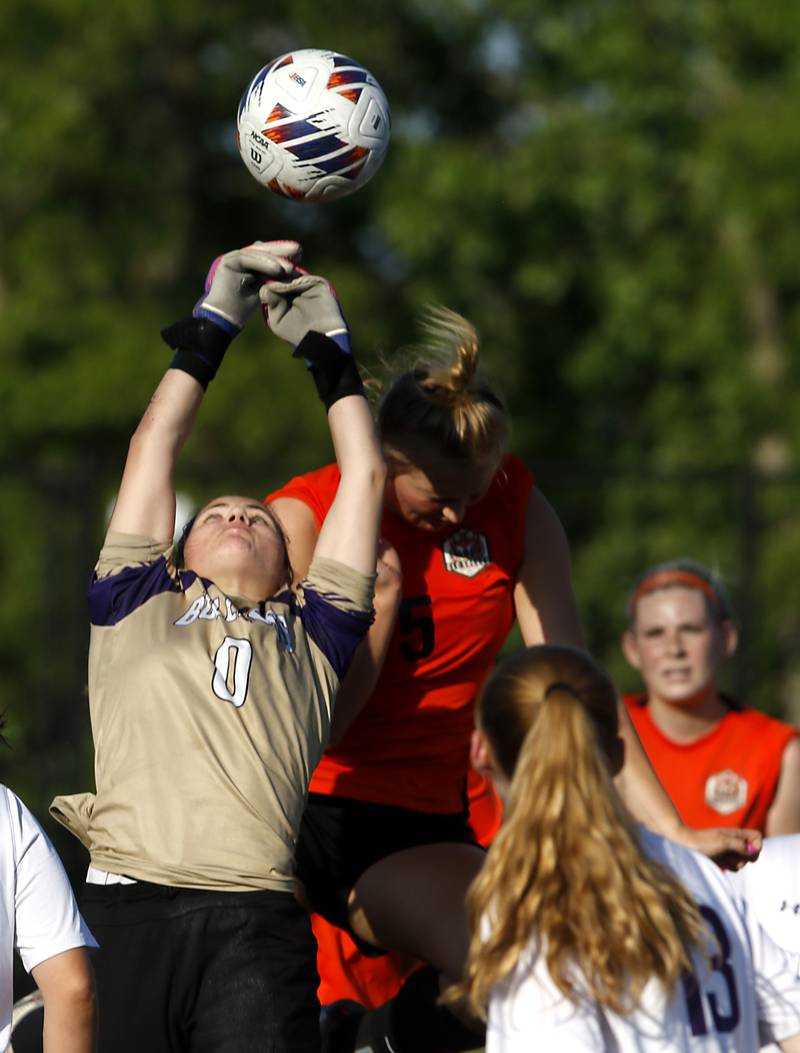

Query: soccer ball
237;49;391;203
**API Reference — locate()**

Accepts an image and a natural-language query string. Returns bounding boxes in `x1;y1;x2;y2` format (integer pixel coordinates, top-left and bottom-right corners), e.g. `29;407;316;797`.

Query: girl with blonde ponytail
465;645;800;1052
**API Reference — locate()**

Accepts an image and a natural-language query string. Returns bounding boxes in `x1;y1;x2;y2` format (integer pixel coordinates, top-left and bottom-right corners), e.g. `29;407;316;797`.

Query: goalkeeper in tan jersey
50;240;385;1053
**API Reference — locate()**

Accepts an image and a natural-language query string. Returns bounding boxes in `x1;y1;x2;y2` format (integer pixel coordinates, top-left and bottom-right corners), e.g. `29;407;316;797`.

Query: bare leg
333;844;485;1053
349;843;483;978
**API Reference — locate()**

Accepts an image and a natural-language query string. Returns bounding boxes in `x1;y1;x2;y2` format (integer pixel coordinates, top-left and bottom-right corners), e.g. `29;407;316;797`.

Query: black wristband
160;316;233;390
293;331;364;409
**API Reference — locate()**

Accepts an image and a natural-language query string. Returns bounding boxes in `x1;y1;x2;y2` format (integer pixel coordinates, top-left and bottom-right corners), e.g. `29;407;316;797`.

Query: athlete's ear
720;618;738;659
471;727;511;804
621;629;642;672
470;728;493;779
608;734;625;778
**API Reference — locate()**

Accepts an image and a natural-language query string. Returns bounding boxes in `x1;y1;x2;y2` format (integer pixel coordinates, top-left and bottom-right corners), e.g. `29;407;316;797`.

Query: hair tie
544;681;579;701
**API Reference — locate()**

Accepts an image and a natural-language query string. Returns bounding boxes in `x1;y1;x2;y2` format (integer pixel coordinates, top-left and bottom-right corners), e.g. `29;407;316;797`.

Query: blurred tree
2;0;800;885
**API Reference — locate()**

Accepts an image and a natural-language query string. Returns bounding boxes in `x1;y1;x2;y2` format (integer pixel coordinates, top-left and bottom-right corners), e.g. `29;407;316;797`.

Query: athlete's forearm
329;553;401;744
109;368;203;539
34;949;97;1053
614;698;683;837
315;394;385;575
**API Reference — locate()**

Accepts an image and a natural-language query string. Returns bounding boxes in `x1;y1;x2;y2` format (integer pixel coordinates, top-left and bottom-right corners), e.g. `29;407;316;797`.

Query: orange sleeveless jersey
267;454;533;814
625;694;797;832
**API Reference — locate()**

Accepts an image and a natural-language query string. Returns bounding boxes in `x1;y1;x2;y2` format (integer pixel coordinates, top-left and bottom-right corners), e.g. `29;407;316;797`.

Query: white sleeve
10;790;98;973
739;895;800;1046
726;836;800;962
487;954;604;1053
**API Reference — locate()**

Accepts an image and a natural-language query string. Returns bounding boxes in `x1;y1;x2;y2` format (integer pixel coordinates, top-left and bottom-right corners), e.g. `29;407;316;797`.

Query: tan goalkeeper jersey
51;532;374;893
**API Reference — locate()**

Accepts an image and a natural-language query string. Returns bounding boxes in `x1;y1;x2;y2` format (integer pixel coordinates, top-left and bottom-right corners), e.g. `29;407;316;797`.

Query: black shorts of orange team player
295;791;481;956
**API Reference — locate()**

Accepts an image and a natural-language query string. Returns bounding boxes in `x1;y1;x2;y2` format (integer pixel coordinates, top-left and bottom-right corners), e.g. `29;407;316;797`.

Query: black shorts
295;792;480;953
81;881;319;1053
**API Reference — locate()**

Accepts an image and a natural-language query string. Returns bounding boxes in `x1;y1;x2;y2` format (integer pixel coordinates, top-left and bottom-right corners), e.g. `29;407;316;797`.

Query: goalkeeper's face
182;496;290;600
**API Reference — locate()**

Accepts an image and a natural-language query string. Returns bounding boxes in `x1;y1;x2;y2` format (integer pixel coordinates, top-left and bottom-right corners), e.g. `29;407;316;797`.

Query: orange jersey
625;694;797;832
268;455;533;813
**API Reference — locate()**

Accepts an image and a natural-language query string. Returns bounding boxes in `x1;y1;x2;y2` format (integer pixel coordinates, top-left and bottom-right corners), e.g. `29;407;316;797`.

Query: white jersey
726;836;800;1053
0;785;97;1050
487;829;800;1052
726;835;800;966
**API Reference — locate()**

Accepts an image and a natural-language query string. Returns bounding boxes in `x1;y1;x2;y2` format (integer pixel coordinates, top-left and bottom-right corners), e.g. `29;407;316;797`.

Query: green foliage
2;0;800;865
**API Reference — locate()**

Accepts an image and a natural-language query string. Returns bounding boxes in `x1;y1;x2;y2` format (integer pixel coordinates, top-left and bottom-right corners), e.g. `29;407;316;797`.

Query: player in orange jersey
268;309;761;1053
622;558;800;836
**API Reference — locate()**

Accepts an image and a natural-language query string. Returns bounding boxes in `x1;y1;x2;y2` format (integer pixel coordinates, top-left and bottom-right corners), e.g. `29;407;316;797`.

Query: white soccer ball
237;49;391;203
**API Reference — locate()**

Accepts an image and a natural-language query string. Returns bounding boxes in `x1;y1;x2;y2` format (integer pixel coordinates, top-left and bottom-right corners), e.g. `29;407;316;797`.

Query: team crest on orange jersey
442;529;490;578
704;769;748;815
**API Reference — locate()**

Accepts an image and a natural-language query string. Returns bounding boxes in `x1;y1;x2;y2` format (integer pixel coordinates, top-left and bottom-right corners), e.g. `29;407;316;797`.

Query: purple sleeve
88;558;191;626
298;586;374;681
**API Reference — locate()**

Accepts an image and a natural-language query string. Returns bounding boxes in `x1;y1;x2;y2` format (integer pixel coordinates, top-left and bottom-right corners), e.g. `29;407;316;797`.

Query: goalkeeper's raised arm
261;271;385;580
109;239;302;546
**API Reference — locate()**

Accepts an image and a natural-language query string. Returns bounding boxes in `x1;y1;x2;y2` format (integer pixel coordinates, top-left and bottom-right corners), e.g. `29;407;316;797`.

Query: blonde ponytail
378;306;509;468
455;646;706;1019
